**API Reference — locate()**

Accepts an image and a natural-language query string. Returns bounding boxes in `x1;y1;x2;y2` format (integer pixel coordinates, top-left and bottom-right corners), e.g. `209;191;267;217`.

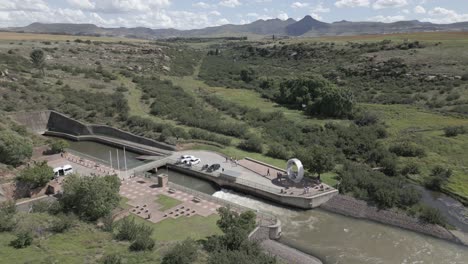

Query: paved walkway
120;177;221;224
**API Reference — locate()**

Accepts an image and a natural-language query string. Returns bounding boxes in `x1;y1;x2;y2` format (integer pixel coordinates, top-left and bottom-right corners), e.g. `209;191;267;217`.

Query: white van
54;165;73;177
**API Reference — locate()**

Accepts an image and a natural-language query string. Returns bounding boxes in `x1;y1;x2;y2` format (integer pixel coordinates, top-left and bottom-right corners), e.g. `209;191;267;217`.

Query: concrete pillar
269;219;282;240
157;174;169;188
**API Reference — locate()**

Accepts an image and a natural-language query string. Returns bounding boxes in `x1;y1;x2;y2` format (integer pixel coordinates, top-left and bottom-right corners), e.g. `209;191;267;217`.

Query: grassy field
308;31;468;44
130;214;222;242
0;32;147;43
0;212;221;264
364;103;468;199
155;194;182;211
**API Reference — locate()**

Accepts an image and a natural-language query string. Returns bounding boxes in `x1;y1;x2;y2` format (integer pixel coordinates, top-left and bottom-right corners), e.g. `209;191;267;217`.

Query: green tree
308;86;354;118
162;239;199;264
17;161;54;189
216;207;257;234
49;139;69;154
30;49;45;76
0;130;33;166
296;146;335;177
59;174;120;221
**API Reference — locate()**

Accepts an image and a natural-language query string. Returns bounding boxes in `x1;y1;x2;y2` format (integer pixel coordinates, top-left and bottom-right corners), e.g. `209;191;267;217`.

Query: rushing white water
213;189;468;264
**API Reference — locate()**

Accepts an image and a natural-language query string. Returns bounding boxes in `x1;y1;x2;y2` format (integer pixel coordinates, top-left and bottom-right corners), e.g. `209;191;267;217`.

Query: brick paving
119;177;221;224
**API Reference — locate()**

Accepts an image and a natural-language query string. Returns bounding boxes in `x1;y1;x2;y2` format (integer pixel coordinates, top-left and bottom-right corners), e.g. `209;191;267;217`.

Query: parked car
179;155;195;163
184;157;201;166
207;164;221;172
53;164;73;177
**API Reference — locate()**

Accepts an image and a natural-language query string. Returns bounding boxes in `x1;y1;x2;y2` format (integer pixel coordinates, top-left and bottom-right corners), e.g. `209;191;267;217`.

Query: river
213;190;468;264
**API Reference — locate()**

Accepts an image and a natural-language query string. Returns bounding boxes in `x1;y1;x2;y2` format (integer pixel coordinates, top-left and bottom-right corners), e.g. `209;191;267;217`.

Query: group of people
225;156;239;166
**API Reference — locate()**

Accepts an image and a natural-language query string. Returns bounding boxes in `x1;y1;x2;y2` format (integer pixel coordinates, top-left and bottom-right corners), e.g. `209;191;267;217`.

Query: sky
0;0;467;29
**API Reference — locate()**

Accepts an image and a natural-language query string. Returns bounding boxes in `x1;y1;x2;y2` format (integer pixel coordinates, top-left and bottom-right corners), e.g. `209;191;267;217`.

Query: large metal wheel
286;158;304;183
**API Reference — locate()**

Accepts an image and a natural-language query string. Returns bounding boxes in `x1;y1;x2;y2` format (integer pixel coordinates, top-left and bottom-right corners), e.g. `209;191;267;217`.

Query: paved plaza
170;150;333;197
120;177;221;224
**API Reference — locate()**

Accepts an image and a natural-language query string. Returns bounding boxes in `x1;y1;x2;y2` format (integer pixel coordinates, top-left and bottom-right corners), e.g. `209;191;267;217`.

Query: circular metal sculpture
286;158;304;183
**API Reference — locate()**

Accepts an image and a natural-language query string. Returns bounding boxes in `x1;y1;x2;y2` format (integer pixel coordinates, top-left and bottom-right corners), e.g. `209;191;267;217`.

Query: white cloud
193;2;211;9
401;9;409;14
291;2;309;9
369;15;405;22
414;5;426;14
278;12;288;20
67;0;95;10
372;0;408;10
0;0;49;12
216;18;229;25
93;0;171;13
219;0;241;8
310;13;322;20
311;3;330;13
423;7;468;24
334;0;369;8
209;10;221;16
247;12;259;17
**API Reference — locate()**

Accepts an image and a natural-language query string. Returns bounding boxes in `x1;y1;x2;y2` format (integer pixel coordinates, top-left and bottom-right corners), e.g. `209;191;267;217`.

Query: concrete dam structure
11;110;175;156
11;110;337;210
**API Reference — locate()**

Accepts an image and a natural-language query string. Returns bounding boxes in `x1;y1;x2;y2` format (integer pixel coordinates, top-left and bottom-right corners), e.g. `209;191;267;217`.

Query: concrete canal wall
10;110;176;153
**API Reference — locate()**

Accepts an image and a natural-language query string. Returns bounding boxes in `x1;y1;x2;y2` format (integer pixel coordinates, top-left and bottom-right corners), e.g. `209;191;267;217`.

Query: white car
179;155;195;163
53;164;73;177
184;158;201;166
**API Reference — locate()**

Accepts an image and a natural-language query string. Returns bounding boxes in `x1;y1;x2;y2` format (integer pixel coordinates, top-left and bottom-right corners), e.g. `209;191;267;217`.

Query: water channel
64;140;150;169
63;140;468;263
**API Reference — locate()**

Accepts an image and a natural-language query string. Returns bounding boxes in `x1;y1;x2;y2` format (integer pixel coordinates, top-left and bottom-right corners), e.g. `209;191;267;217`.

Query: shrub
49;139;69;154
129;234;155;251
16;161;54;189
10;231;33;248
0;130;33;166
425;165;452;191
389;142;425;157
444;126;466;137
238;136;263;153
354;111;379;126
101;254;122;264
398;186;421;208
162;239;198;264
0;201;16;232
266;143;289;160
116;217;155;251
116;217;139;241
50;214;76;233
401;163;420;175
419;206;445;226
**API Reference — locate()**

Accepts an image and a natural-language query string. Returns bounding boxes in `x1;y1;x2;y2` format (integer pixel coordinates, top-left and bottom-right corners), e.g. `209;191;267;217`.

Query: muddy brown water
213;190;468;264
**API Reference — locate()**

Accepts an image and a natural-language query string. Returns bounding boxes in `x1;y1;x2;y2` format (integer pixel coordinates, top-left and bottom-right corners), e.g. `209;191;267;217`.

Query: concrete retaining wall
10;110;176;152
166;164;337;209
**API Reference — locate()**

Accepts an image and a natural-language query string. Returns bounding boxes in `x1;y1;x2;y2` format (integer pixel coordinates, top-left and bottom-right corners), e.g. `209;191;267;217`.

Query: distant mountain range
3;16;468;39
